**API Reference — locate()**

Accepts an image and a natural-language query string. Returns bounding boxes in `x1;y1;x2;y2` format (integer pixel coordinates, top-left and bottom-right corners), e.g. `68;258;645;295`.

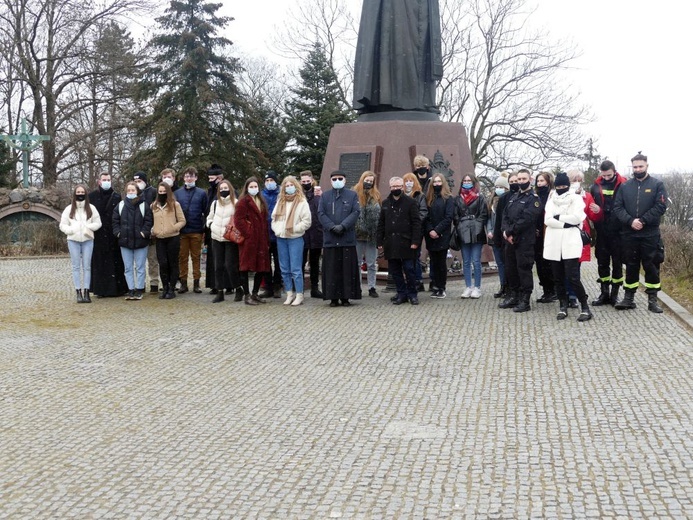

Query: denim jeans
356;240;378;289
389;258;417;299
277;236;305;293
67;239;94;289
492;244;506;286
121;246;148;290
461;242;483;288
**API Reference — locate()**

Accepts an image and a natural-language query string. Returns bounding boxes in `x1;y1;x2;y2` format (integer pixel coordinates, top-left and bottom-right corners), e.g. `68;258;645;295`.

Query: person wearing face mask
423;174;454;298
353;170;382;298
60;184;102;303
300;171;324;298
173;166;208;294
500;168;542;312
151;182;186;299
543;172;592;321
89;172;128;297
588;160;627;306
258;171;283;299
204;164;227;296
271;176;312;306
413;155;432;193
160;168;178;191
112;181;154;300
377;176;423;305
533;171;556;304
488;173;513;299
402;172;428;291
206;179;243;303
234;177;272;305
318;170;362;307
453;172;489;299
133;171;159;293
612;152;668;313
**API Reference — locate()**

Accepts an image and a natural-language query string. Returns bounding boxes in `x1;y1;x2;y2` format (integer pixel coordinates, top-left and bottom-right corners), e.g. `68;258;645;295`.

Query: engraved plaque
338;153;371;187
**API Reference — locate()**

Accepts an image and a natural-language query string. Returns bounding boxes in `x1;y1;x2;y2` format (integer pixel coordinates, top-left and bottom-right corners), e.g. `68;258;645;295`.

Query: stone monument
320;0;474;192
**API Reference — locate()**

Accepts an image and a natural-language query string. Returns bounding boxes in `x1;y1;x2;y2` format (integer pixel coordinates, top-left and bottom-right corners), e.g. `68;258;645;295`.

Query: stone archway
0;202;62;223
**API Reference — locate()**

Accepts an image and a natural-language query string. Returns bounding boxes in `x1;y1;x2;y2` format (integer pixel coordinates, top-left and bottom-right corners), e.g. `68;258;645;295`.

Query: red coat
579;191;596;262
234;196;271;273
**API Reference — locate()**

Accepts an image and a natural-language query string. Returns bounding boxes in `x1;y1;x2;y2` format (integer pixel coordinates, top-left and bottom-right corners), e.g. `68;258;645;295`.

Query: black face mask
157;193;167;204
555;187;569;196
519;181;531;191
363;182;373;190
536;185;549;194
415;167;428;177
509;183;520;193
633;171;647;180
433;185;443;193
302;183;313;192
219;190;231;198
75;194;86;202
390;189;402;197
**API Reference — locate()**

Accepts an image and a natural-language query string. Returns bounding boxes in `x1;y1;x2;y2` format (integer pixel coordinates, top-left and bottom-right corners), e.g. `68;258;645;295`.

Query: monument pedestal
319;120;475;193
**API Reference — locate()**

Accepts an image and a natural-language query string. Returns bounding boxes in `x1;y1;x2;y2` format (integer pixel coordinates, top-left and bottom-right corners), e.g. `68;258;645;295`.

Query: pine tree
0;138;15;188
135;0;244;171
285;43;354;174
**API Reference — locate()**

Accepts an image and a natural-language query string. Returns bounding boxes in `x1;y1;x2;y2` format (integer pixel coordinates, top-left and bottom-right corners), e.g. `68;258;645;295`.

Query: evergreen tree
285;43;354;174
0;138;15;188
135;0;244;171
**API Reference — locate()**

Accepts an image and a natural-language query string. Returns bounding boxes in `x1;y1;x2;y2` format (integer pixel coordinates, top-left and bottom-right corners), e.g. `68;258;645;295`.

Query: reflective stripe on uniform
623;281;640;290
643;282;661;289
602;189;615;196
611;276;625;284
598;276;612;283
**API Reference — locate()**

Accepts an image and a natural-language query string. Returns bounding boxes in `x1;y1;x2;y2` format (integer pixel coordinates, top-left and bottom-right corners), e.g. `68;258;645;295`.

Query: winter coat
262;187;280;242
151;200;186;239
578;191;596;262
355;198;381;244
491;192;510;248
271;199;312;238
453;192;489;244
206;198;235;242
318;188;360;248
112;197;153;250
501;189;541;246
60;203;102;242
543;191;586;261
612;174;668;238
377;194;422;260
234;195;271;272
303;189;324;249
423;195;454;251
174;186;208;234
589;173;627;234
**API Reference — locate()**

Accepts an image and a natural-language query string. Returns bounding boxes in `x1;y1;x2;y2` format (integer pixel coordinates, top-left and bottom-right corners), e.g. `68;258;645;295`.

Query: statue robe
89;187;127;296
353;0;443;113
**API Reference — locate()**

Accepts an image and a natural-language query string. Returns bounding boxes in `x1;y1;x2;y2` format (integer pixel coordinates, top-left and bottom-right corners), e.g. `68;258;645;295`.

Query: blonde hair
413;155;429;169
353;170;381;207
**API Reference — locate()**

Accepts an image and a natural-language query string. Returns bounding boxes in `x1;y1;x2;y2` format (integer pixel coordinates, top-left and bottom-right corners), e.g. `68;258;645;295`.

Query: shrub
0;220;68;256
660;224;693;277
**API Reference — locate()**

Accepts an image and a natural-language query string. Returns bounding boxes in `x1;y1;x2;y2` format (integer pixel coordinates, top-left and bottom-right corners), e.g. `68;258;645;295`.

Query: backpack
118;200;145;218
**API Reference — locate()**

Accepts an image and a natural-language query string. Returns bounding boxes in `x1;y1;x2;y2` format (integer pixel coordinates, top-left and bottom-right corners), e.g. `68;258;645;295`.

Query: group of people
61;152;667;318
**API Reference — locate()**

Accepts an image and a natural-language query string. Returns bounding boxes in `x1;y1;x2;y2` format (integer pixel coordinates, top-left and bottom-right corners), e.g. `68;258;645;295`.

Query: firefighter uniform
612;174;667;311
500;188;542;310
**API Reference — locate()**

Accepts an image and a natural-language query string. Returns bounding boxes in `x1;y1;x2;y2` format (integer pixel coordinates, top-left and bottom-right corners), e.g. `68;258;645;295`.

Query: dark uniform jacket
501;189;541;246
612;175;667;238
377;194;422;260
589;173;627;235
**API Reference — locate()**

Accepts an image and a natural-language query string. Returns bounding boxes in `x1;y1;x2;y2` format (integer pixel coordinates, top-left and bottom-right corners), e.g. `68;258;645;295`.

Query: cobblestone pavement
0;257;691;519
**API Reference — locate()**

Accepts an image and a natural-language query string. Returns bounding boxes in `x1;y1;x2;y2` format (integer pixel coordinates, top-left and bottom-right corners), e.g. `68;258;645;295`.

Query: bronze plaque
339;153;371;187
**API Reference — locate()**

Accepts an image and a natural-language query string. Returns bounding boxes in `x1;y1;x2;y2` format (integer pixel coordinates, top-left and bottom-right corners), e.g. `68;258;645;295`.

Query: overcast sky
221;0;693;174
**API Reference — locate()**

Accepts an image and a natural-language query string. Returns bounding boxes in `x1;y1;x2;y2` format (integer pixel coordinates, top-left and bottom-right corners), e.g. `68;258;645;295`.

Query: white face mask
248;187;259;197
162;178;174;187
136;181;146;191
569;182;580;194
405;181;414;191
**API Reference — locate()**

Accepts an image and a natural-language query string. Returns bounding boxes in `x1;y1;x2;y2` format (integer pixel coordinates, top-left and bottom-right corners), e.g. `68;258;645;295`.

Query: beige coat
151;201;186;238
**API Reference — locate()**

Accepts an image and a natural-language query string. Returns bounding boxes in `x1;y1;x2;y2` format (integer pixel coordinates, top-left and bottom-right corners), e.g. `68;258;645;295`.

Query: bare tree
437;0;590;171
0;0;153;186
663;172;693;228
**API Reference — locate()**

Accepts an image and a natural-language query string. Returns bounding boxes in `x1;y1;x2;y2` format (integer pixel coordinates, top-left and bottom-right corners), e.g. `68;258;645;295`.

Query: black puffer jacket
424;195;454;251
112;197;153;249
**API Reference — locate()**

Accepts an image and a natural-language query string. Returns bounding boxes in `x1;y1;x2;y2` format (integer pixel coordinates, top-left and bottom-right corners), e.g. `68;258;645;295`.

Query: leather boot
556;300;568;320
252;292;267;304
193;279;202;293
609;285;620;306
493;284;507;299
592;283;611;306
647;293;663;314
513;293;531;312
536;289;557;303
234;287;244;302
615;290;636;310
498;290;519;309
83;289;91;303
245;294;259;306
577;299;593;321
310;287;324;298
273;283;283;298
76;289;84;303
178;280;188;293
212;290;225;303
159;285;168;300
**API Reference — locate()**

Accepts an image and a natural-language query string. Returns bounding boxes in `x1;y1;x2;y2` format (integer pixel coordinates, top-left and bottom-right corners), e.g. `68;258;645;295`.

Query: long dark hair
69;184;92;219
240;176;267;214
155;182;176;213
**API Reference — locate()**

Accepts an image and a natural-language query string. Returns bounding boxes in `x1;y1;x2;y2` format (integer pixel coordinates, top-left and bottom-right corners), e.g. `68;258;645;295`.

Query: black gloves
332;224;344;235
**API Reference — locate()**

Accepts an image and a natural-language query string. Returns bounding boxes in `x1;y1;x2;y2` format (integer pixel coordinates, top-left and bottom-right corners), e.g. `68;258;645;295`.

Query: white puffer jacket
206;197;235;242
59;202;102;242
543;191;586;261
271;199;312;238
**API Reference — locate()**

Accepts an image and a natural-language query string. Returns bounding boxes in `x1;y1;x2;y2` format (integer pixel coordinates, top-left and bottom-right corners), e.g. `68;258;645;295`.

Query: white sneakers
461;287;481;299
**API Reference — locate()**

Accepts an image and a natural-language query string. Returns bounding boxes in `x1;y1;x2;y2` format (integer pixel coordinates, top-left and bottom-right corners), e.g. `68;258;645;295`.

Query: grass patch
661;273;693;314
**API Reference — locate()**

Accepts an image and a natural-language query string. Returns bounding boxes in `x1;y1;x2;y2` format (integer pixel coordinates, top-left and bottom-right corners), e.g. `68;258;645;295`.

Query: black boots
577;299;593;322
648;293;663;314
536;289;557;303
609;285;620;306
212;289;225;303
513;293;531;313
592;283;611;306
159;285;168;299
557;300;568;320
615;290;636;310
311;287;324;298
498;290;519;309
178;279;189;293
193;279;202;293
234;287;244;302
493;284;507;299
76;289;84;303
82;289;91;303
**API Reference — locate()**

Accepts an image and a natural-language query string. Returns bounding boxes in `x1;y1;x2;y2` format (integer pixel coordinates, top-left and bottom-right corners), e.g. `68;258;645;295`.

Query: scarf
460;187;479;206
275;195;298;236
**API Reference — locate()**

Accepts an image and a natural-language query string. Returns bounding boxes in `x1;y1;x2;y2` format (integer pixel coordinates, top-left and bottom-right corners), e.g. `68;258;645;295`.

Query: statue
353;0;444;115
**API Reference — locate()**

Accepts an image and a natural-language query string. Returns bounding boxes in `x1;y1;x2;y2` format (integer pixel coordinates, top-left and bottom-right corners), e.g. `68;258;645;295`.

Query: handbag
579;227;590;246
223;221;244;244
449;229;461;251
